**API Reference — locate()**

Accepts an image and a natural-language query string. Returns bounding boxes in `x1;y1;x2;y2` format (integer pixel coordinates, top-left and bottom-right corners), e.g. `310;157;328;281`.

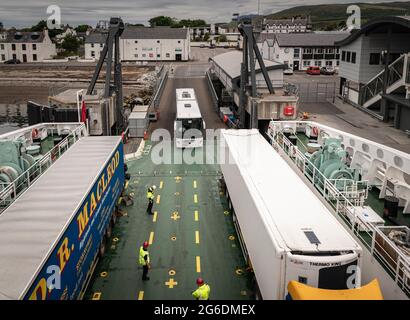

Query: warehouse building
0;29;56;63
85;26;190;61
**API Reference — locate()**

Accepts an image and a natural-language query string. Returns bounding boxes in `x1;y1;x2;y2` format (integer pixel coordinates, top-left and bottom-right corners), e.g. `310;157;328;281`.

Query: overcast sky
1;0;409;28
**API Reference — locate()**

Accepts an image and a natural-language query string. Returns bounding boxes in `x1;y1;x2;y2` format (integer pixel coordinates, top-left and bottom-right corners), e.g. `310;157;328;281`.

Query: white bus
174;88;205;148
220;129;363;300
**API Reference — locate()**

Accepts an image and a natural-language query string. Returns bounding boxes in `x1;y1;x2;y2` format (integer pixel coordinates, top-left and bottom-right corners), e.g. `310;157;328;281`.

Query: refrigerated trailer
220;130;363;300
0;136;125;300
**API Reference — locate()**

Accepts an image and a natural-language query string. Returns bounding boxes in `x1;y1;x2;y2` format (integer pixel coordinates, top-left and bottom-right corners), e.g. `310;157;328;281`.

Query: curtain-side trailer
220;130;363;300
0;136;125;300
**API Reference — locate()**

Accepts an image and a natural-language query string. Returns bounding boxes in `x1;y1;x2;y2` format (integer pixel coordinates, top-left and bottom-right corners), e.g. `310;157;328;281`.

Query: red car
306;66;320;75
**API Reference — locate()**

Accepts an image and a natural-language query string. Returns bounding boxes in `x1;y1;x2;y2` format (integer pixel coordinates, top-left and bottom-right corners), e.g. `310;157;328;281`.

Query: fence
150;66;169;110
271;130;410;297
0;123;87;214
295;82;337;103
206;70;219;112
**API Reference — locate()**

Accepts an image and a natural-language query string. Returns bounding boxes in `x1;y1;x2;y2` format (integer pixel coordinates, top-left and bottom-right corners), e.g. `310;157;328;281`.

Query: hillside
266;1;410;30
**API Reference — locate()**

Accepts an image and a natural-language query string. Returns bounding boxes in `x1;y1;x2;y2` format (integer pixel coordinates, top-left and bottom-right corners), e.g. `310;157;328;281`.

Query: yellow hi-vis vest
192;284;210;300
139;247;150;266
147;191;154;201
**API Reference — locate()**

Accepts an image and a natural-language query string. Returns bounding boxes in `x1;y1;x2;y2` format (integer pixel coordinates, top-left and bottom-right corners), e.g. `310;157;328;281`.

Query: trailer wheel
99;236;107;257
106;225;113;239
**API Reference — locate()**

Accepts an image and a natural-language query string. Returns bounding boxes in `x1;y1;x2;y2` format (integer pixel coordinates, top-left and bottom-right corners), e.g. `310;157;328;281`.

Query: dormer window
31;33;40;40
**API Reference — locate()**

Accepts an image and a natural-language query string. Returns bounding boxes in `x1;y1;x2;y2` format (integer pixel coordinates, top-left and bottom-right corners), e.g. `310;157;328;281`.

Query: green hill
266;1;410;30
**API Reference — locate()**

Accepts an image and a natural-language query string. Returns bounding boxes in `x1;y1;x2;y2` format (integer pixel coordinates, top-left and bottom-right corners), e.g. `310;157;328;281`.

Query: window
91;43;94;48
134;54;138;58
135;40;138;44
157;40;160;43
326;61;333;66
369;53;381;65
22;44;26;50
33;54;37;61
1;54;5;61
325;48;334;54
12;44;16;51
32;44;37;50
303;48;312;54
303;60;310;67
0;44;4;50
166;53;170;58
346;51;351;63
298;276;308;284
100;44;103;48
351;52;356;64
157;54;161;58
294;48;300;58
314;60;322;67
178;40;181;44
337;60;340;66
91;51;95;57
142;53;146;58
341;51;346;61
315;48;323;54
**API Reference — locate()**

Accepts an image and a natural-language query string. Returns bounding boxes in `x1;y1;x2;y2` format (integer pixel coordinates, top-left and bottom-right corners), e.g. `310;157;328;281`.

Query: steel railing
0;123;87;213
361;54;406;105
271;131;410;297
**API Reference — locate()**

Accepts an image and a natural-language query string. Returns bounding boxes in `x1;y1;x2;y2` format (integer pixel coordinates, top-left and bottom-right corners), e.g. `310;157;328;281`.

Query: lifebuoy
31;128;39;139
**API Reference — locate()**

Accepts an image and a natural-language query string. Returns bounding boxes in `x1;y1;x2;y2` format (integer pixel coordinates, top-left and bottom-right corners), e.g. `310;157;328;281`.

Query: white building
263;17;312;34
85;26;190;61
0;29;56;63
258;32;348;71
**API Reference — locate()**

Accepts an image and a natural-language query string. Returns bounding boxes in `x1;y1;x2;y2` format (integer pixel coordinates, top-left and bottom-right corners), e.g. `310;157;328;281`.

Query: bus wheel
99;237;107;257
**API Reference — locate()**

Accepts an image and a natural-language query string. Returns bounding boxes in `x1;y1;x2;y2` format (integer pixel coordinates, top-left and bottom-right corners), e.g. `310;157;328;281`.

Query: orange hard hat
143;241;149;249
196;277;204;285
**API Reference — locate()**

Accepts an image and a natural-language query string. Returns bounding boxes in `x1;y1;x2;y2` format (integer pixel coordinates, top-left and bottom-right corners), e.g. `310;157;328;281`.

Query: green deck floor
85;142;254;300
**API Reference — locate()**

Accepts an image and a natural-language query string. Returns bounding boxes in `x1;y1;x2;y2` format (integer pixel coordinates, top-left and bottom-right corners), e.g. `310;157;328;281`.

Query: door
22;54;27;63
175;54;182;61
293;61;299;71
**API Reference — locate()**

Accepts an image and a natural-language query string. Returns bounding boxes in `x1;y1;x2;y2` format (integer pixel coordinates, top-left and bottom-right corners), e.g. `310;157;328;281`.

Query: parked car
200;44;205;48
284;68;294;75
306;66;320;75
4;58;21;64
320;66;336;75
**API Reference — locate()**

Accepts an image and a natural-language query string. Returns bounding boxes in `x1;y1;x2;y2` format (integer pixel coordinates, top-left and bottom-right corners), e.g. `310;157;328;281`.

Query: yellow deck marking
159;181;164;189
194;210;199;221
196;256;201;273
125;180;129;189
100;272;108;278
165;278;178;289
156;195;161;204
194;194;198;203
138;291;144;300
149;232;154;245
92;292;101;300
195;231;200;244
153;211;158;222
229;235;236;241
171;211;181;221
193;180;197;189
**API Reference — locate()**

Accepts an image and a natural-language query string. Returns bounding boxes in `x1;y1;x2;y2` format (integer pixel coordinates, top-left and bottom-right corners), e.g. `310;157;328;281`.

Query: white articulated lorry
219;129;363;300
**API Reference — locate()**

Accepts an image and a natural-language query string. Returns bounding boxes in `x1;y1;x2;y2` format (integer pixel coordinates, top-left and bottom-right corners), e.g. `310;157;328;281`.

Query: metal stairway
361;53;409;109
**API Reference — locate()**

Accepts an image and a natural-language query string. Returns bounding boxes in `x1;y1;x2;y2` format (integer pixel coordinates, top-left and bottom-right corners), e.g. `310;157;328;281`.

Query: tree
176;19;207;28
149;16;176;27
203;33;210;41
217;35;227;43
30;20;63;38
75;24;91;33
61;34;80;53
